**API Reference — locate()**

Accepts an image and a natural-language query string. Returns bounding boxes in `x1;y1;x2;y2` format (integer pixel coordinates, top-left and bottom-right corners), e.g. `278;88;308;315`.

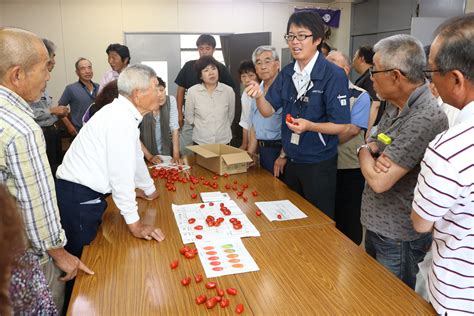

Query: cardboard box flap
222;152;253;165
186;145;219;158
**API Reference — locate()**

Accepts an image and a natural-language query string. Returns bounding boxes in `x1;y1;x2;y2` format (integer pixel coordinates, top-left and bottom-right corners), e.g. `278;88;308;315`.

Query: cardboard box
187;144;253;175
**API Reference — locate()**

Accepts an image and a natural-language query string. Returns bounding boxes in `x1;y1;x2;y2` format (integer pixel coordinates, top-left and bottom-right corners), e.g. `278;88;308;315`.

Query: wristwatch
356;144;372;157
279;151;287;159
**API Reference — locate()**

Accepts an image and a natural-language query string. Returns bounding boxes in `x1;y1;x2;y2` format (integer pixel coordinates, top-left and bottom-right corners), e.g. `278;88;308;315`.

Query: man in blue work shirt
246;11;350;218
247;46;285;177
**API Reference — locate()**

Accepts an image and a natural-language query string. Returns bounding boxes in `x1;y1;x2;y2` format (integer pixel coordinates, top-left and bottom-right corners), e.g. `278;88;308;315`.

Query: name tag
291;133;300;145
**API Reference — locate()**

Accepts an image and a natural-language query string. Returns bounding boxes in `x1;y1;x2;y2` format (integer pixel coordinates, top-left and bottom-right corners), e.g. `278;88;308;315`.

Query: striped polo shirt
412;101;474;315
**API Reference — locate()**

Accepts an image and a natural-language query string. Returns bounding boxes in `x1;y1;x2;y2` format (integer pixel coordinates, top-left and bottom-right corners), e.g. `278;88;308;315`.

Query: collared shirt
58;80;99;130
265;52;350;164
239;92;252;130
412;100;474;315
99;69;119;93
185;82;235;144
0;85;66;264
250;81;282;141
292;51;319;99
154;96;179;153
361;83;449;240
56;95;155;224
30;90;58;127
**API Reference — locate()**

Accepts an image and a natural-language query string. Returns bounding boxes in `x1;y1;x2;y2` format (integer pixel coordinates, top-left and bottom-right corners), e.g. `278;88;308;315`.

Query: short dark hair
286;11;325;44
106;43;131;64
321;42;332;53
194;56;220;82
42;38;56;56
90;80;118;118
238;60;256;76
356;46;374;65
157;76;166;88
433;13;474;82
196;34;216;48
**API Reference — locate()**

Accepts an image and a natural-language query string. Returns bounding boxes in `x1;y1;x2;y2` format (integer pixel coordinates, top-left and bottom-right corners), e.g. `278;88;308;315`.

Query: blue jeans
365;230;432;289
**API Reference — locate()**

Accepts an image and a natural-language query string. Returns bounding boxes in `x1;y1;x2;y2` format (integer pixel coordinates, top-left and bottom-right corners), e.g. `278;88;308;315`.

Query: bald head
327;51;350;76
0;27;47;79
0;27;50;102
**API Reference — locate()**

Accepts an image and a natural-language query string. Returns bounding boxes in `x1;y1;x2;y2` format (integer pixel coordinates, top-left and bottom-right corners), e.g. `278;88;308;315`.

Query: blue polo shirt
250;81;282;141
58;80;99;130
265;53;350;163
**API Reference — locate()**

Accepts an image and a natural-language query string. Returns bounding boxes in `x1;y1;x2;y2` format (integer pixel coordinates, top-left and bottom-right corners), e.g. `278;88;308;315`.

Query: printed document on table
196;237;259;278
200;191;231;202
172;200;260;244
254;200;307;221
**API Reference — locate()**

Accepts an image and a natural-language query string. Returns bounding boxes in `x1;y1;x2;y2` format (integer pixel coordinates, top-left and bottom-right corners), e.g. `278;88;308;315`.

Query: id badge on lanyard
291;81;313;146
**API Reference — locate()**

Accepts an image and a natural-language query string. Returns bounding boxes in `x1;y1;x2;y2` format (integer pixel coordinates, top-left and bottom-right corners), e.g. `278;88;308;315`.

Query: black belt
41;123;58;131
257;139;282;148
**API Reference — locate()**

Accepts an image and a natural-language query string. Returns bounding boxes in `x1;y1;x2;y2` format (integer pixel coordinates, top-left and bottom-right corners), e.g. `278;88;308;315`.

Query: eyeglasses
255;58;275;67
284;34;313;42
369;67;406;77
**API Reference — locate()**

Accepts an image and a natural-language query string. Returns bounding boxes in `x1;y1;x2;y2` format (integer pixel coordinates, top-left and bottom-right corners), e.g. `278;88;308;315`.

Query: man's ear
8;66;24;87
450;69;468;102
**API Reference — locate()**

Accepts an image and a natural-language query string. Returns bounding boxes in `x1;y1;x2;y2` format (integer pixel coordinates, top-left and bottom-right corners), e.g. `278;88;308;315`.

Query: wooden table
68;162;434;315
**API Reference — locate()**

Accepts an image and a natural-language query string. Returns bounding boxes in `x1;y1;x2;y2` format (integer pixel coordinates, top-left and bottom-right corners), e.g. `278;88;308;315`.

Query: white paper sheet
172;200;260;244
195;237;259;278
200;191;231;202
254;200;307;221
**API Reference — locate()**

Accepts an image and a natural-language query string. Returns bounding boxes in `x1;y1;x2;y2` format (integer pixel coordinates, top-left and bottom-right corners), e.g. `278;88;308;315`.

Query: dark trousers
42;125;63;177
56;179;108;314
365;230;432;290
335;168;365;244
284;155;337;219
259;145;281;175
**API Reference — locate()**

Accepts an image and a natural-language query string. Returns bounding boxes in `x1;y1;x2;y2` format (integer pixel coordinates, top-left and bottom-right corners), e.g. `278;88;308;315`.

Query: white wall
467;0;474;12
0;0;352;101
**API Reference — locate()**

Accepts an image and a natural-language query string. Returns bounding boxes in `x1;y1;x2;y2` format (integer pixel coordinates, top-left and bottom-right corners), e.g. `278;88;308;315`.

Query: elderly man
246;46;285;177
326;51;370;244
246;11;350;219
410;13;474;315
58;57;99;133
358;34;448;289
0;27;93;313
56;64;165;259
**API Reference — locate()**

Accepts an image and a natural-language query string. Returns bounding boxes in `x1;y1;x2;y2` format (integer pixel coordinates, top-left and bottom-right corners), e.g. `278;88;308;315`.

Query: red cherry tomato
191;193;197;199
188;218;196;224
212;175;218;180
243;196;248;202
226;287;237;295
220;202;225;207
220;298;230;308
196;234;202;239
209;202;214;206
235;303;244;314
237;191;243;197
195;294;207;305
200;204;205;209
224;173;229;177
233;180;238;184
233;224;243;230
179;246;191;255
213;295;222;302
243;184;249;189
194;274;203;283
225;183;231;189
184;251;195;259
256;210;262;216
252;190;258;196
170;260;179;269
206;297;218;309
277;214;282;219
194;225;203;230
181;277;191;286
216;287;225;297
205;281;217;289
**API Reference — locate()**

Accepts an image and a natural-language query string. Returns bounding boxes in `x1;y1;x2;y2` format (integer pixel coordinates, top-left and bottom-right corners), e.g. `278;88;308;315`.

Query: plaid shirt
0;85;66;264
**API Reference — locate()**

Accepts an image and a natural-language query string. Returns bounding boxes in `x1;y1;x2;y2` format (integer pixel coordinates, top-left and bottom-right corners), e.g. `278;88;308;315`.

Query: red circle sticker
206;251;217;255
212;267;224;271
208;256;219;260
210;261;222;266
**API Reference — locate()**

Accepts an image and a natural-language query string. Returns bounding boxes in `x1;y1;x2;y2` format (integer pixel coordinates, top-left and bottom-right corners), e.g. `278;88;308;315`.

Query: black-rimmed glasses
284;34;313;42
369;67;406;77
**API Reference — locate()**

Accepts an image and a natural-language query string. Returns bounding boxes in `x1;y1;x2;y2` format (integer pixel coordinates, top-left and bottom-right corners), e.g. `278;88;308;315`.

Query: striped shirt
412;101;474;315
0;86;66;264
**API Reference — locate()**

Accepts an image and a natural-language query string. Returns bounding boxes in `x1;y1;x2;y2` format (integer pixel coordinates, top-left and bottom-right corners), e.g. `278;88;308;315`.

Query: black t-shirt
174;60;235;90
354;68;378;101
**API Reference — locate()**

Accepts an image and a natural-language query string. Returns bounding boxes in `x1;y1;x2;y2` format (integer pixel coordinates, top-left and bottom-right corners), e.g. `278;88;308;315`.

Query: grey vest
140;96;172;155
